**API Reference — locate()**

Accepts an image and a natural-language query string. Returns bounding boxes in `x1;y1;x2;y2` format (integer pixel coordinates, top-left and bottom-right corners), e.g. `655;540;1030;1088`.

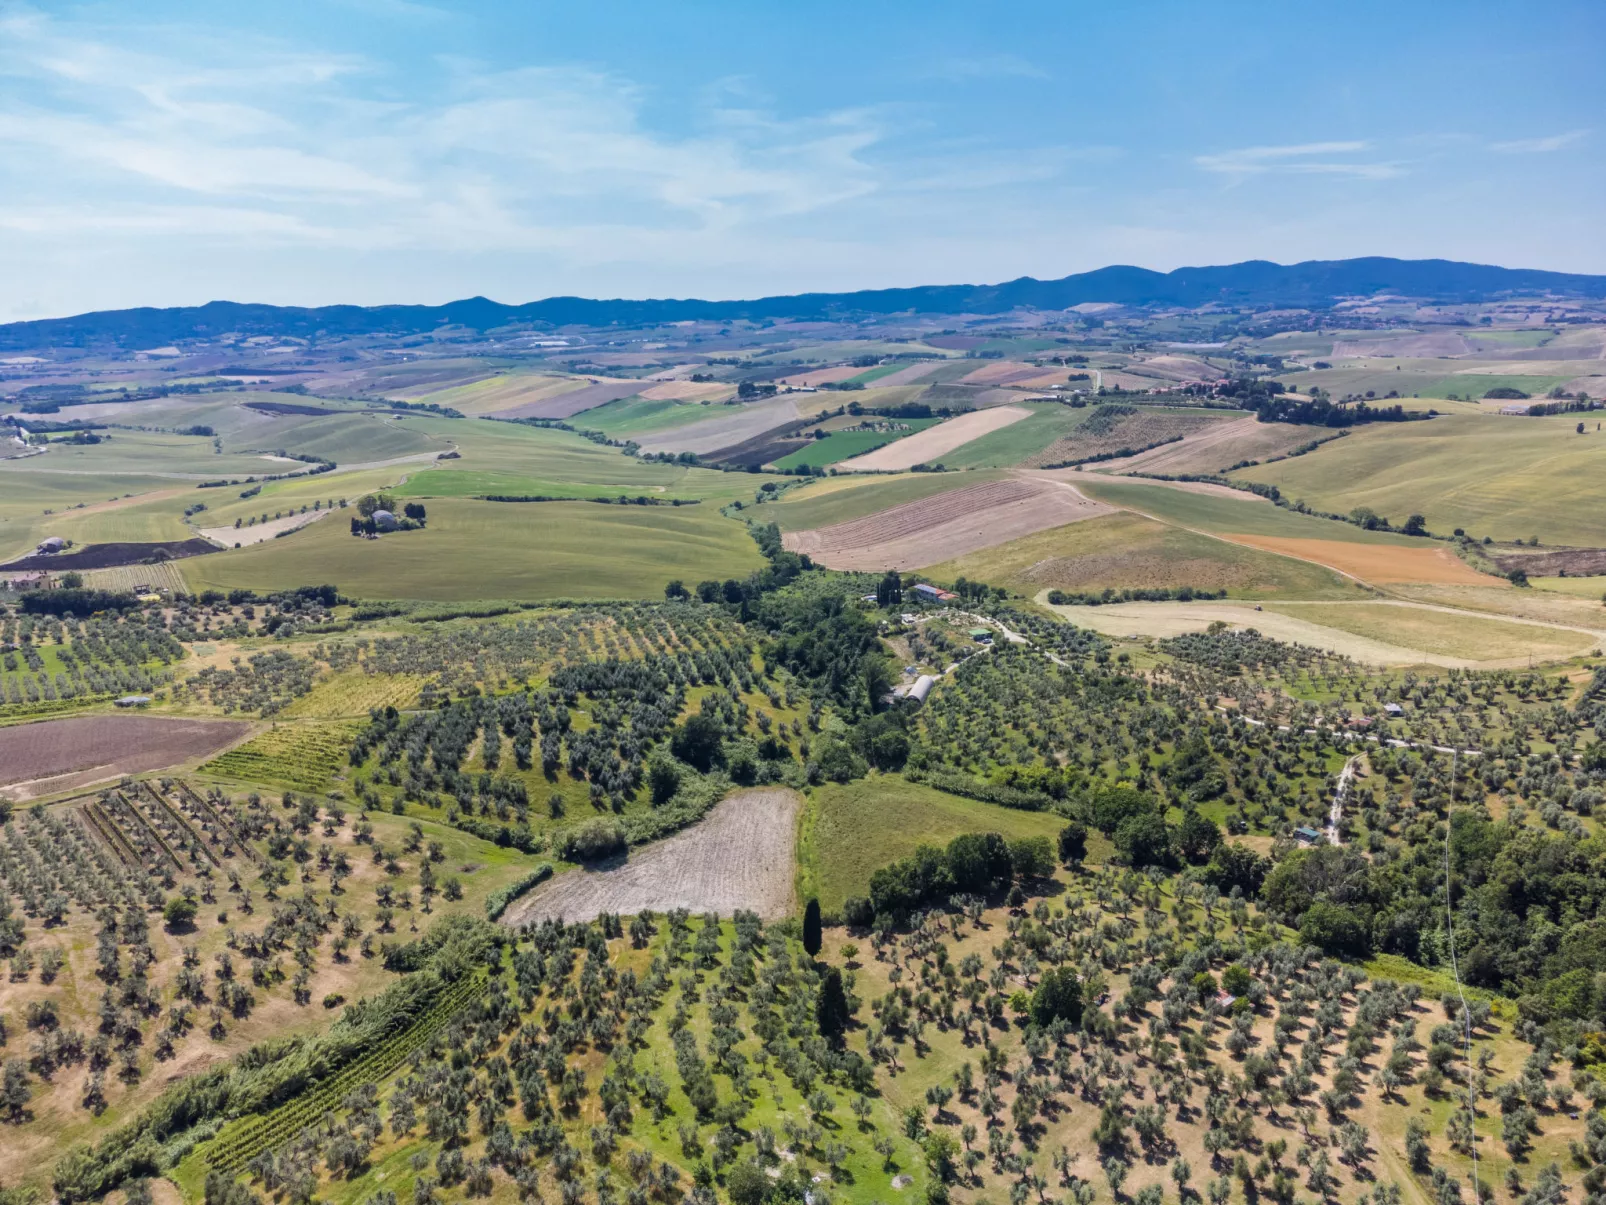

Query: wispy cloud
1194;140;1404;180
1489;129;1589;153
0;12;886;256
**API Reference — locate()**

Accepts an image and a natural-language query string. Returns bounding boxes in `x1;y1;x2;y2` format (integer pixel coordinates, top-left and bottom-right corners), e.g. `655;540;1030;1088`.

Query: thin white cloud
1489;129;1589;153
1195;141;1404;180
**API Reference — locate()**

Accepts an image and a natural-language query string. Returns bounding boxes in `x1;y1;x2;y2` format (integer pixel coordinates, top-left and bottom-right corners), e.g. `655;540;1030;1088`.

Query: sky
1;0;1602;319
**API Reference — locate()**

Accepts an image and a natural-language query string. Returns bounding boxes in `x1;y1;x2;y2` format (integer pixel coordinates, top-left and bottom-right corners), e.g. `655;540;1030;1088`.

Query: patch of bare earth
502;788;802;925
838;406;1032;472
0;715;253;798
198;508;330;548
783;477;1113;570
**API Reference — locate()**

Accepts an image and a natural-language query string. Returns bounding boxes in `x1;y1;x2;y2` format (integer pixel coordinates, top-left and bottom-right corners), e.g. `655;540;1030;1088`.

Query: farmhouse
911;583;957;603
4;571;52;590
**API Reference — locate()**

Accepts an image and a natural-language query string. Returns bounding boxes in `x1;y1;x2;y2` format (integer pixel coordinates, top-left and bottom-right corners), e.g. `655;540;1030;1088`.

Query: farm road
501;788;803;926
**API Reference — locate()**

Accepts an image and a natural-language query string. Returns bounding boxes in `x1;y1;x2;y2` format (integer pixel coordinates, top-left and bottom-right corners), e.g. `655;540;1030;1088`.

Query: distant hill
4;257;1604;350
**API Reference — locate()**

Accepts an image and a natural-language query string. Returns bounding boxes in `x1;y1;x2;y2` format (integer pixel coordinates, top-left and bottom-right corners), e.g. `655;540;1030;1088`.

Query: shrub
556;819;626;863
162;897;198;931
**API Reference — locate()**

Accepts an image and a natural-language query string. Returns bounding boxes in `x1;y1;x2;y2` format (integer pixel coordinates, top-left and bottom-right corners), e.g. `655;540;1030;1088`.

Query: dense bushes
843;831;1023;927
555;818;626;863
484;865;554;920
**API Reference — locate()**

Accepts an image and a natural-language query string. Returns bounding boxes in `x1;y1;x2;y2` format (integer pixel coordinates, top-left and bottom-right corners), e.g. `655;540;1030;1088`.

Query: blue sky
1;0;1602;318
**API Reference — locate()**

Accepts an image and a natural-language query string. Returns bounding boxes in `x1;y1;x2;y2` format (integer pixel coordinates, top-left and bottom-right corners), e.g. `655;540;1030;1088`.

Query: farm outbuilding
35;536;66;554
371;509;398;532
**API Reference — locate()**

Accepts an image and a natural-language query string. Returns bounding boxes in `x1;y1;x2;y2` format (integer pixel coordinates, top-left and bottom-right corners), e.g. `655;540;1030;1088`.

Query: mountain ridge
4;256;1604;350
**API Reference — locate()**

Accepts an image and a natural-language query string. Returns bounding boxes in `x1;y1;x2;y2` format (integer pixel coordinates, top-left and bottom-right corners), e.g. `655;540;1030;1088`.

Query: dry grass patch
783;477;1112;571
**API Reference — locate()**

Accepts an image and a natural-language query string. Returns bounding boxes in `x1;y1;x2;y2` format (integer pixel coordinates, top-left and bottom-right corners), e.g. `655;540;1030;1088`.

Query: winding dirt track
501;788;802;926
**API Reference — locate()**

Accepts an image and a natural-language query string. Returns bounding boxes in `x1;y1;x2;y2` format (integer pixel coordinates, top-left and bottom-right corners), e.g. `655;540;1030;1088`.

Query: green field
1230;411;1606;545
1419;373;1574;400
766;469;1005;531
933;401;1089;468
578;395;721;438
180;496;765;600
797;773;1068;914
923;510;1359;599
1076;476;1423;543
771;420;939;470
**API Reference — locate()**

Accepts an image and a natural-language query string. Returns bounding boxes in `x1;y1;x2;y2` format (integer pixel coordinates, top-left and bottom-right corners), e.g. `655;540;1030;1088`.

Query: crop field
838;406;1034;471
1221;535;1501;585
929;403;1090;468
634;396;802;456
491;379;648;420
199;721;361;791
1025;407;1228;468
79;560;191;594
765;470;1007;532
1073;477;1422;543
1090;416;1332;476
395;371;596;415
0;715;252;793
179;497;765;601
796;774;1067;914
1230;411;1606;546
771;420;940;470
275;669;431;720
503;787;801;924
783;477;1113;570
1265;601;1602;663
923;511;1359;600
578;395;725;439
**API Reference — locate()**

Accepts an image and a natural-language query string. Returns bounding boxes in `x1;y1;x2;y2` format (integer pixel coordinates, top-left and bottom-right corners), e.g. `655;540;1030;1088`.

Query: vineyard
201;968;488;1177
201;721;362;791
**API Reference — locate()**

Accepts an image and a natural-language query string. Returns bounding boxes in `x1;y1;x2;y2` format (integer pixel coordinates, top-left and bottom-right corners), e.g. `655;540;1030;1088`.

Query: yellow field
1266;601;1600;662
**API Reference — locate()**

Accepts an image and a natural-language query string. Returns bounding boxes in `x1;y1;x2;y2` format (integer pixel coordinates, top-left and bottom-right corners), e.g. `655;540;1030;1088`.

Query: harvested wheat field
1223;534;1496;584
493;379;646;420
958;361;1049;386
784;477;1112;570
501;788;802;925
1038;598;1471;667
838;406;1033;471
198;508;330;548
1089;416;1330;476
776;365;864;387
0;715;253;797
638;380;730;401
870;362;945;387
634;396;800;456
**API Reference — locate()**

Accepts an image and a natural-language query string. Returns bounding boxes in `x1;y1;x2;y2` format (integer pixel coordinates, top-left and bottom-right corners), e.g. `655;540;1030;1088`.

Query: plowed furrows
806;479;1044;550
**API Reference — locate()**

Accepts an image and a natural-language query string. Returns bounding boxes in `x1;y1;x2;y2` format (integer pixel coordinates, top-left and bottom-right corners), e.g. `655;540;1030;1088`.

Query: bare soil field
0;715;252;796
958;361;1045;386
501;788;802;925
493;379;646;420
1059;473;1269;503
837;405;1032;471
198;507;330;547
634;397;800;456
1128;353;1221;382
1025;409;1223;467
783;476;1112;570
638;380;731;401
1222;534;1496;584
775;366;863;387
1088;416;1330;475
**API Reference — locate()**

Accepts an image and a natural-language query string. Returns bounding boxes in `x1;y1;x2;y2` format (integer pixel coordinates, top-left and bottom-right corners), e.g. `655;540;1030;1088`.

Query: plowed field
1223;535;1496;585
0;715;252;796
501;787;801;925
783;477;1113;570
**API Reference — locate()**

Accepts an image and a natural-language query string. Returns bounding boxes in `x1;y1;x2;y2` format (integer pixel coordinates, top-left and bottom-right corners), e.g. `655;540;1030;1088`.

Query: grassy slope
1229;412;1606;545
765;470;1006;532
923;510;1359;600
1265;602;1599;661
578;395;726;438
933;402;1090;468
1076;477;1422;543
797;773;1067;913
771;420;940;470
179;496;765;601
